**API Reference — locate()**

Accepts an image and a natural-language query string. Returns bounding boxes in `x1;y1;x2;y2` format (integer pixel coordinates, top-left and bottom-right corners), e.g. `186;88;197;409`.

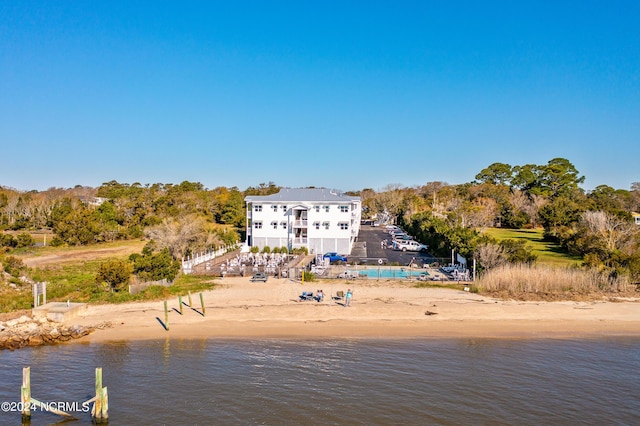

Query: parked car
392;240;428;252
250;272;268;282
323;252;348;263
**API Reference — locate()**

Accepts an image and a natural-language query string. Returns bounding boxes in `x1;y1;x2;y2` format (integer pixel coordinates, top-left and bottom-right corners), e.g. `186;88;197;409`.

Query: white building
245;188;361;255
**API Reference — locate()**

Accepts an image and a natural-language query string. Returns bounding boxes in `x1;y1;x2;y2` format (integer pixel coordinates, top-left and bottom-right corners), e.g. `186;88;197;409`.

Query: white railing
181;244;239;274
293;220;308;227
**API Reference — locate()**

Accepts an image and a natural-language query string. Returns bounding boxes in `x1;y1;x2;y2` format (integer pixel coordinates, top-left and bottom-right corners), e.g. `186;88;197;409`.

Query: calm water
1;338;639;425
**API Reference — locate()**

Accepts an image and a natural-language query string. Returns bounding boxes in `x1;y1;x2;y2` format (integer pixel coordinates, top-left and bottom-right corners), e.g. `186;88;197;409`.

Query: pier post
164;300;169;330
200;292;206;316
188;291;193;307
178;295;183;314
92;368;108;423
21;367;30;421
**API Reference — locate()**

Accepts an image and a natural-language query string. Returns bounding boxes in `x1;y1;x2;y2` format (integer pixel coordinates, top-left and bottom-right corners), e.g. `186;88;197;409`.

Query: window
272;205;278;212
271;221;278;229
323;222;330;230
314;206;320;213
340;205;349;213
254;205;262;212
324;205;330;212
254;221;263;229
281;222;287;229
281;205;287;211
339;222;349;230
314;222;320;230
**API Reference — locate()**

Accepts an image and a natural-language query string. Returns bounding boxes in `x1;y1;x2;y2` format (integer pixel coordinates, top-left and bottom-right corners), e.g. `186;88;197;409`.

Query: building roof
245;188;360;203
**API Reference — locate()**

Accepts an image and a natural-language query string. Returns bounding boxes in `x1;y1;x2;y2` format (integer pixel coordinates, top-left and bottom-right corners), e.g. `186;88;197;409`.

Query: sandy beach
69;277;640;342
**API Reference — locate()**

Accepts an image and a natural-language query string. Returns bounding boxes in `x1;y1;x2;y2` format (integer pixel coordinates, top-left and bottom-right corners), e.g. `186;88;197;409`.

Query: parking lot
351;225;437;266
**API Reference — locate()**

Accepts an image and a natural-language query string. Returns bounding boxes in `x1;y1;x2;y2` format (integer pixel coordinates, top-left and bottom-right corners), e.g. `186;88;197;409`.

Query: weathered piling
200;292;206;316
91;367;108;423
164;300;169;330
21;366;30;421
178;295;183;314
188;291;193;307
20;366;77;421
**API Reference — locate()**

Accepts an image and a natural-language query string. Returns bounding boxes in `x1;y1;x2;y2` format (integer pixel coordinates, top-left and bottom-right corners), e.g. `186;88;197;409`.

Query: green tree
129;244;180;281
540;158;585;197
499;239;537;264
96;259;132;291
15;233;34;248
54;204;101;245
474;162;513;186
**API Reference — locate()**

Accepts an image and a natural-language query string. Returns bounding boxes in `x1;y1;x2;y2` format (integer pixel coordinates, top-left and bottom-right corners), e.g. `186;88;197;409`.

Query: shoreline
67;276;640;343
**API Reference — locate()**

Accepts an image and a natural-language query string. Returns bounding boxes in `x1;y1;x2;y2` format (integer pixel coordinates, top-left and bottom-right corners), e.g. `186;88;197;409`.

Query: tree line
1;159;639;281
352;158;640;281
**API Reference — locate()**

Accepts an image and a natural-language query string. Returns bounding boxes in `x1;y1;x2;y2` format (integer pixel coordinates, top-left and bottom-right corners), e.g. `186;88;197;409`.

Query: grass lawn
1;239;217;313
483;228;583;267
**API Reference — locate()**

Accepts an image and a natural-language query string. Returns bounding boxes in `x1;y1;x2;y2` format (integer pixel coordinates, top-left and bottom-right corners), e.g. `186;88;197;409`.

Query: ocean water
1;338;639;425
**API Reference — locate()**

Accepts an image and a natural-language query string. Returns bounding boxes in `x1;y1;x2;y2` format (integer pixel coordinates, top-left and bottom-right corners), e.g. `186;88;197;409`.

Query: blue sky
1;1;639;192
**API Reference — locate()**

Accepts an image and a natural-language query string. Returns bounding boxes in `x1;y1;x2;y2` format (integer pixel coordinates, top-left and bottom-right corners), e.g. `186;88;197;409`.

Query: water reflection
0;338;638;425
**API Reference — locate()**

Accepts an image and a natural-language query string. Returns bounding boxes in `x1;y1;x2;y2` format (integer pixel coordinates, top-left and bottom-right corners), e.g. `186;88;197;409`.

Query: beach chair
333;291;344;301
299;291;314;302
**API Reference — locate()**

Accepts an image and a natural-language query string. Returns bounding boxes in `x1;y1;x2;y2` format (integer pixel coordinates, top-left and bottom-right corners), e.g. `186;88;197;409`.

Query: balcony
293;220;308;228
293;237;308;245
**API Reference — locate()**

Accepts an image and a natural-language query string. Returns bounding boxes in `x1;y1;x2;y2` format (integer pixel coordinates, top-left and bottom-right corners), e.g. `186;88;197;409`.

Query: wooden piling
93;368;102;420
199;292;206;316
92;367;108;423
164;300;169;330
21;367;30;421
178;295;183;314
188;291;193;307
21;367;76;421
102;387;109;421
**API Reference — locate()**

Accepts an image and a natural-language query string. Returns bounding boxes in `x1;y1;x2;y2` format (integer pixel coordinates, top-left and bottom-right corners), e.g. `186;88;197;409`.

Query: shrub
262;245;271;254
129;246;180;282
96;259;133;292
0;233;17;248
49;236;65;247
250;246;259;253
15;233;35;248
2;256;25;277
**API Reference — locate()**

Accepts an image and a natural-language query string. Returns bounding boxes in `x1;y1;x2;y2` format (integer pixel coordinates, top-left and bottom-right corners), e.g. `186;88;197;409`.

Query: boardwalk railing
181;244;239;274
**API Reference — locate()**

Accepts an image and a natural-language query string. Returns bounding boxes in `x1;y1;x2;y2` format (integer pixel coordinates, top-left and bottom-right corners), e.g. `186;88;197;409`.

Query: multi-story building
245;188;361;255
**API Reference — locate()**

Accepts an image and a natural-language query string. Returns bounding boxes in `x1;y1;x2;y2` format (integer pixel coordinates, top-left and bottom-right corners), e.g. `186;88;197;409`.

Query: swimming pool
348;267;429;279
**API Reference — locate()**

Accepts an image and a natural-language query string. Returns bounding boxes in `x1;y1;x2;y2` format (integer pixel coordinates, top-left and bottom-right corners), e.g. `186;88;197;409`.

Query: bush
303;271;316;282
262;245;271;254
15;233;35;248
49;236;65;247
2;256;25;277
0;233;17;248
250;246;259;253
129;246;180;282
96;259;132;292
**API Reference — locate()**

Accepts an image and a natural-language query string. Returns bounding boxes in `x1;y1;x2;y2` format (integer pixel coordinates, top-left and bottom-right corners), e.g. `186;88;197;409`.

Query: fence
129;278;173;295
181;244;239;274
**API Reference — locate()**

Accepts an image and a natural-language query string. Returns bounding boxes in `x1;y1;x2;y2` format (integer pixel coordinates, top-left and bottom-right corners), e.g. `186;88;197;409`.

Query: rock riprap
0;315;111;350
